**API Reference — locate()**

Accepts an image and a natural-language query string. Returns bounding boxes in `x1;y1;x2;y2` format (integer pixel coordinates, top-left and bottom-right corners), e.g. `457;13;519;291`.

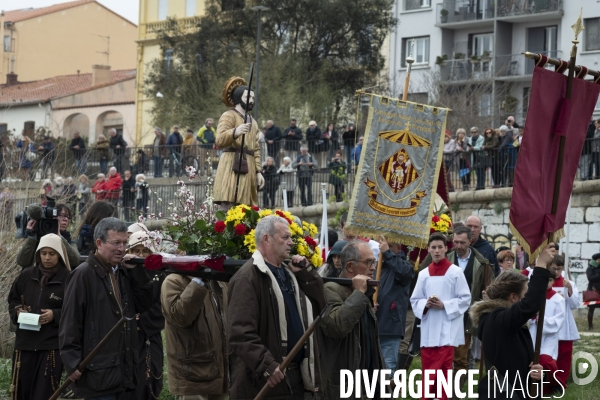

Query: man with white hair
228;216;325;400
105;166;122;217
292;146;317;207
265;119;283;163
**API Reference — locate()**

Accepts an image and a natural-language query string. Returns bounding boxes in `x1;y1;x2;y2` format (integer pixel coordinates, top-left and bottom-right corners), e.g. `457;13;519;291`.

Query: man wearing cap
213;77;264;209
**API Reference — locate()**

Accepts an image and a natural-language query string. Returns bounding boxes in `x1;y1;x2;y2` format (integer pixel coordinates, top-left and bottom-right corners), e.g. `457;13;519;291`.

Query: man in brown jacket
59;218;153;400
161;270;228;399
227;215;326;400
318;241;385;400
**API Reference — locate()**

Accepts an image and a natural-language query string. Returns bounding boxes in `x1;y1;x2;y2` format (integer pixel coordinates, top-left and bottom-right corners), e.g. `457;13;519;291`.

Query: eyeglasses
105;241;128;249
57;214;70;220
471;131;478;134
355;259;376;268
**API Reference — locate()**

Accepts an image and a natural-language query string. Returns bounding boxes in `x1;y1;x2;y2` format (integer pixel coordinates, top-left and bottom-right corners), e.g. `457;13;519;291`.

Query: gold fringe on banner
509;222;565;265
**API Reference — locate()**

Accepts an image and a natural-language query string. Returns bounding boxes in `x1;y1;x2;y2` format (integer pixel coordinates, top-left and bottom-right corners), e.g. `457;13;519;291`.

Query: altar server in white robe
528;275;565;396
549;255;580;390
410;233;471;400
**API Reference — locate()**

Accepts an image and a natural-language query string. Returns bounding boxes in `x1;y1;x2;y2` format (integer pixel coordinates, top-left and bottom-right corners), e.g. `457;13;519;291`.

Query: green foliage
143;0;396;130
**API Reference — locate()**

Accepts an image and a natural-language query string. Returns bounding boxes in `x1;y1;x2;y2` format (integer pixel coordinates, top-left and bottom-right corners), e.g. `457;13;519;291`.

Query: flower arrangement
161;179;323;266
430;213;452;233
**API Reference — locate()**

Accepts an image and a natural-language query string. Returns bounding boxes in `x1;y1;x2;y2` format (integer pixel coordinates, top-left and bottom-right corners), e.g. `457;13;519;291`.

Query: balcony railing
439;58;494;81
495;50;562;78
145;16;202;36
497;0;562;18
437;0;494;24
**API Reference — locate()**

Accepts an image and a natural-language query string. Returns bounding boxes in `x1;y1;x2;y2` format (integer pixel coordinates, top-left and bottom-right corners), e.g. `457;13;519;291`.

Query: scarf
39;264;61;287
428;258;452;276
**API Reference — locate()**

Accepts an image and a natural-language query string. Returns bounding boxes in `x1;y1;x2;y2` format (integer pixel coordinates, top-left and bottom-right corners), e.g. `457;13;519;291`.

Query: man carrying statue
213;76;265;209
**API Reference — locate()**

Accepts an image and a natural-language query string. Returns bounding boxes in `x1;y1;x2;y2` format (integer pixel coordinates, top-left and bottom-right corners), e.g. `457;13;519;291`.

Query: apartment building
387;0;600;127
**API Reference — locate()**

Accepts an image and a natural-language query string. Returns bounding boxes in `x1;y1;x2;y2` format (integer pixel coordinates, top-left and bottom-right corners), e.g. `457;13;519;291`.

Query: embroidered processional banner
346;95;449;248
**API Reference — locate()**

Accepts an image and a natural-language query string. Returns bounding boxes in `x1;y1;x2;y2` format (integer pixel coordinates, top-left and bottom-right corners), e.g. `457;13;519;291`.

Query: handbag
583;290;600;303
26;151;37;161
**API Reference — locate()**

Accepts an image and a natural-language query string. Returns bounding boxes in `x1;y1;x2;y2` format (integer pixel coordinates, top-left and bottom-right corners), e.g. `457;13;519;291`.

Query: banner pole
403;39;415;101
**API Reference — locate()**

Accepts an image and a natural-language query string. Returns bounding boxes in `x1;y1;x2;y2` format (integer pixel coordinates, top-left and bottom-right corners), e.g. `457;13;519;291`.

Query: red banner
509;66;600;261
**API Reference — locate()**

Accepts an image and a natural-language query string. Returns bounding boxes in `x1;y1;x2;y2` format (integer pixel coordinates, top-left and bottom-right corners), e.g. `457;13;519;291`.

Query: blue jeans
153;156;163;177
100;159;108;175
345;145;354;172
76;157;88;176
379;335;403;372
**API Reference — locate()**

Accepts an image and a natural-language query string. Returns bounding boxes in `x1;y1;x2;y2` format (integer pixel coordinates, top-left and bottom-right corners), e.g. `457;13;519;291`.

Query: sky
1;0;140;24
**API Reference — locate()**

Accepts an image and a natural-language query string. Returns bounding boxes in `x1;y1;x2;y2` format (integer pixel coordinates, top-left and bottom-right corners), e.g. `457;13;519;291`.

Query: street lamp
250;5;269;121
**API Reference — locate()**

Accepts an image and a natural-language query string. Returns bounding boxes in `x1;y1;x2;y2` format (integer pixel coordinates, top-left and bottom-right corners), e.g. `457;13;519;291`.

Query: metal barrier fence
1;137;599;194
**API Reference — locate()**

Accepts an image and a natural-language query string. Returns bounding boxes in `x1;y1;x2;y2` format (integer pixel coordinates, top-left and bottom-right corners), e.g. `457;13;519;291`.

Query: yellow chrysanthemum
308;223;318;237
311;251;323;267
226;205;248;225
259;209;273;218
289;223;303;236
244;230;257;253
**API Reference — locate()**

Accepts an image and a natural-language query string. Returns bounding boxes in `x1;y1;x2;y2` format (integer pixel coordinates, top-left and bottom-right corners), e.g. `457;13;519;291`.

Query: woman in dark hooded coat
470;243;556;399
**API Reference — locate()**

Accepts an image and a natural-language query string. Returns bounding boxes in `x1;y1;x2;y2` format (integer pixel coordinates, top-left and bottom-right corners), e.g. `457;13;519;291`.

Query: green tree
143;0;395;130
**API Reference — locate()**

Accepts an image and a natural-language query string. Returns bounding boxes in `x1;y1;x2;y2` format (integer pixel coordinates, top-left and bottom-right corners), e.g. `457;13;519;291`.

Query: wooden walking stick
478;261;491;380
233;62;255;205
254;306;331;400
528;12;584;398
49;317;126;400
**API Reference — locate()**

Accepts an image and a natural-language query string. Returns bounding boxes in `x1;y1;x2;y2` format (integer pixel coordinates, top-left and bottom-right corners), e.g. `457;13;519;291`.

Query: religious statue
213;76;264;209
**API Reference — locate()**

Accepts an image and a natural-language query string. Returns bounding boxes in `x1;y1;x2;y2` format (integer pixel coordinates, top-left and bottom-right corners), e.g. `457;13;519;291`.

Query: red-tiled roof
4;0;95;23
0;69;135;106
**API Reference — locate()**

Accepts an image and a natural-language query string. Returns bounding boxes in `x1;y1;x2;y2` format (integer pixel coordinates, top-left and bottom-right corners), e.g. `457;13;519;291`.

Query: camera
15;197;59;239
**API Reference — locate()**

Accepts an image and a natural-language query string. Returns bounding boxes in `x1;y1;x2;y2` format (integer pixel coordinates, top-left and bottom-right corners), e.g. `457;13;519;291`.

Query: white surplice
529;291;565;359
554;273;581;341
410;264;471;348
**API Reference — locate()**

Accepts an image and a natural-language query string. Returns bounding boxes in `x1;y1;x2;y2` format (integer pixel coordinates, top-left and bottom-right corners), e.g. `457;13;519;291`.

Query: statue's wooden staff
234;62;255;205
254;305;332;400
49;317;127;400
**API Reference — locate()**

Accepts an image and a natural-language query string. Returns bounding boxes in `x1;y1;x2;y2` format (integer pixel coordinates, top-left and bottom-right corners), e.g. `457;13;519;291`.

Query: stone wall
449;180;600;294
291;180;600;295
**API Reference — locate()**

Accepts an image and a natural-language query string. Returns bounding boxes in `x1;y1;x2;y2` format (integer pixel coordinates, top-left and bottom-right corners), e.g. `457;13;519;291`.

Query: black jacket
8;265;69;351
472;267;551;400
261;164;279;189
324;129;340;151
109;134;127;156
283;126;303;151
59;252;153;398
265;125;283;142
473;236;499;276
122;176;136;203
342;127;357;147
137;272;166;339
69;137;87;159
587;261;600;292
375;249;414;336
306;127;323;153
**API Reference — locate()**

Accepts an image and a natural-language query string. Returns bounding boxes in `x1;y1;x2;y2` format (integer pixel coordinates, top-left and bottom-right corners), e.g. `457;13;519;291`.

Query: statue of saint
213;76;264;209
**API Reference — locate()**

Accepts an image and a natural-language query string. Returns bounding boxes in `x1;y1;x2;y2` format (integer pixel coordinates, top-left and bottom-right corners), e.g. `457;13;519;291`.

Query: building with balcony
387;0;600;128
135;0;211;144
0;0;137;85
